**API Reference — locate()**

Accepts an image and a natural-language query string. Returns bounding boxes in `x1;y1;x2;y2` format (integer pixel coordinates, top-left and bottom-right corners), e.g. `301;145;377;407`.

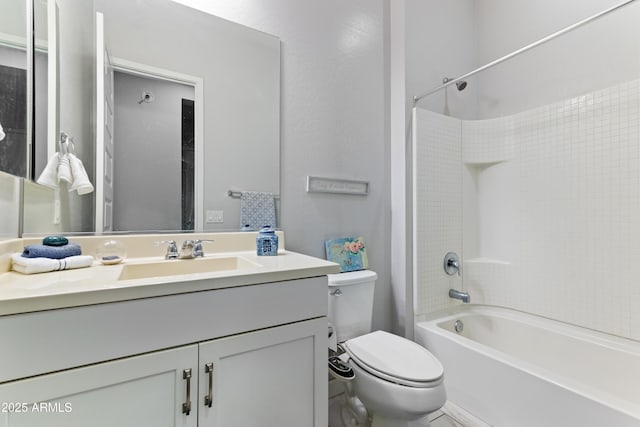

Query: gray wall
0;171;19;238
177;0;392;332
112;72;194;231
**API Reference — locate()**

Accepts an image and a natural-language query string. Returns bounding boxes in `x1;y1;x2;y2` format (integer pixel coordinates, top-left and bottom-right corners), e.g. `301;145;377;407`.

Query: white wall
475;0;640;118
464;79;640;339
0;0;26;41
413;109;463;316
173;0;392;332
405;0;477;120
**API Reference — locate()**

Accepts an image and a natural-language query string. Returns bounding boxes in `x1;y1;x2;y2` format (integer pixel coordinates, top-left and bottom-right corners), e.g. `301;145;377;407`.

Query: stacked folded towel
36;152;94;195
22;242;82;259
11;254;94;275
12;240;94;275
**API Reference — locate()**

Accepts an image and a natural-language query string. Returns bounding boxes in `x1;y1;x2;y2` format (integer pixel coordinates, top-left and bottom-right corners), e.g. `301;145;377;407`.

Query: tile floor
328;394;489;427
429;410;465;427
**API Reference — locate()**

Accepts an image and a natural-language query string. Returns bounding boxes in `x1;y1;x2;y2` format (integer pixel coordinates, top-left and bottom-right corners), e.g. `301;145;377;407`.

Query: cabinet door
0;345;198;427
199;318;328;427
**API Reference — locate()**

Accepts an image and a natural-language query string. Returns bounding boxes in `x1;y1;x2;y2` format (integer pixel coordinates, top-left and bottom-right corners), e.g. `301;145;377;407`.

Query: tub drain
454;319;464;334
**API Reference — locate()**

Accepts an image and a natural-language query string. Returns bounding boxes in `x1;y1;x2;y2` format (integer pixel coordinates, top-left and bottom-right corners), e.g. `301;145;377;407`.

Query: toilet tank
327;270;377;343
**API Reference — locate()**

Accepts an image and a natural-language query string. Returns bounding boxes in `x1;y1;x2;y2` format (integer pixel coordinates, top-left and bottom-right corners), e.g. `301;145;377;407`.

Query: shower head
442;77;468;91
138;91;155;104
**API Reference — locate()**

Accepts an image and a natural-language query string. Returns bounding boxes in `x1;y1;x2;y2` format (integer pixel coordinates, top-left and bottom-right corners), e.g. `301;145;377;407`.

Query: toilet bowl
328;270;446;427
344;330;446;427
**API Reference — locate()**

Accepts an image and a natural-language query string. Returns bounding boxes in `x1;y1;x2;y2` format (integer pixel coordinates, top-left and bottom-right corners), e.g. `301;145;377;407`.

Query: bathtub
415;305;640;427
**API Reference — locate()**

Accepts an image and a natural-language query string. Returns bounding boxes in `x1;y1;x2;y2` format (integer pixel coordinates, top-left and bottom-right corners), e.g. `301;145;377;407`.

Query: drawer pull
182;369;192;415
204;363;214;408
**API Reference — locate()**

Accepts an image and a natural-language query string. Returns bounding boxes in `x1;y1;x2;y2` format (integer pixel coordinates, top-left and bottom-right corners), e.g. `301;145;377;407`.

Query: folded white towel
0;122;5;141
68;153;94;195
58;153;72;184
11;253;94;275
36;153;61;189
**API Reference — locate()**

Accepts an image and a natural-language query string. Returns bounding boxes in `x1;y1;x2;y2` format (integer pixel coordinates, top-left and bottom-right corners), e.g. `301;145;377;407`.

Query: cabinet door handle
182;369;192;415
204;363;214;408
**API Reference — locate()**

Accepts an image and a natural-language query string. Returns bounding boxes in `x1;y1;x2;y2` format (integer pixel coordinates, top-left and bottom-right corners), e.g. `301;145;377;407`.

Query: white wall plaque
306;176;369;195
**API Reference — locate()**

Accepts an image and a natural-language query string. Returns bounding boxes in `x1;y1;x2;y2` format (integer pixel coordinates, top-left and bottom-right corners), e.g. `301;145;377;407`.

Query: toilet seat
344;330;444;388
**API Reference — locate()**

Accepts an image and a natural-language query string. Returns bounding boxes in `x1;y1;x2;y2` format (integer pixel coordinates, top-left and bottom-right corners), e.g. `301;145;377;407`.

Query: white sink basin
118;256;260;281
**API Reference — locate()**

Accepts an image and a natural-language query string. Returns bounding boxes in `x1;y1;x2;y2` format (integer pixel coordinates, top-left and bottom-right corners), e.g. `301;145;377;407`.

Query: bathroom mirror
0;0;30;179
24;0;280;234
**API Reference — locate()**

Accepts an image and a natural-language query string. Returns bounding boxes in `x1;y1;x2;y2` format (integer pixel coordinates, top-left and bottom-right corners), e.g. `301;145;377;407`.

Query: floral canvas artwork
324;237;368;272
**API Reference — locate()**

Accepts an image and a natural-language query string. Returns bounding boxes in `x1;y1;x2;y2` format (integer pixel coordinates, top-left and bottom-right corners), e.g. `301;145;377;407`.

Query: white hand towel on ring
36;152;61;189
58;153;72;184
68;153;94;195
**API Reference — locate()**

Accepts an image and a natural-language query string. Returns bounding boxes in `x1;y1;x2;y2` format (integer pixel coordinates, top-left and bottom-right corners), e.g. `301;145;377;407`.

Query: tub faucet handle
444;252;461;276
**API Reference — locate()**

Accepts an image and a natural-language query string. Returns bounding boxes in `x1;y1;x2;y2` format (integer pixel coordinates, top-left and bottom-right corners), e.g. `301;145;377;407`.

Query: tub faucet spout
449;289;470;303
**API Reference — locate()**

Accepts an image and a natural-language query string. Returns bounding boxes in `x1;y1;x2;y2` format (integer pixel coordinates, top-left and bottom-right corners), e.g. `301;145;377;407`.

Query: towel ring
60;132;76;155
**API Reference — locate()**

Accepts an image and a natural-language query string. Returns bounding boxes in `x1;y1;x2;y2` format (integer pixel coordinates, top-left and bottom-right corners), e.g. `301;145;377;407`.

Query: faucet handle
154;240;178;259
444;252;461;276
194;239;214;258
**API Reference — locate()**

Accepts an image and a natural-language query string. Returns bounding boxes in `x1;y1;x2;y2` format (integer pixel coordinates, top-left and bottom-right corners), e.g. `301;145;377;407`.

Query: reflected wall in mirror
0;170;21;238
0;0;29;178
24;0;280;235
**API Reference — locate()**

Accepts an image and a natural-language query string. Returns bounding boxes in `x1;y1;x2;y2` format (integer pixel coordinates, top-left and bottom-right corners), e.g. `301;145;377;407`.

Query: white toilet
328;270;446;427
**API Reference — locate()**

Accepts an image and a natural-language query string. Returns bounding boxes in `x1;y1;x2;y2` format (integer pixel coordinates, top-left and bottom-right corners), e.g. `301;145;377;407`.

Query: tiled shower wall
414;78;640;341
413;108;462;315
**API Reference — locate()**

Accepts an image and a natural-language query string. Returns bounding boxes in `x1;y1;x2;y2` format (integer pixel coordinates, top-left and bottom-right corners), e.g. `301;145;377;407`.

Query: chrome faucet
179;239;214;259
154;239;214;259
449;289;470;303
179;240;197;259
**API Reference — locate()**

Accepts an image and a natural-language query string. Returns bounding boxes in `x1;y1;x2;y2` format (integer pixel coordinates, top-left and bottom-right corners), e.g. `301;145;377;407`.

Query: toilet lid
344;331;443;386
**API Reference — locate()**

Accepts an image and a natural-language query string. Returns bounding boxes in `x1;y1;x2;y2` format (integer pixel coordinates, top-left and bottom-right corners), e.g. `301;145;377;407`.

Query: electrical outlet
206;210;224;223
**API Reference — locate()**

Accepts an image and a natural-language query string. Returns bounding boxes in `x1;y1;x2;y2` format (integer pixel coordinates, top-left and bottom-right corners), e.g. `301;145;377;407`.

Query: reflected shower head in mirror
442;77;467;91
138;91;155;104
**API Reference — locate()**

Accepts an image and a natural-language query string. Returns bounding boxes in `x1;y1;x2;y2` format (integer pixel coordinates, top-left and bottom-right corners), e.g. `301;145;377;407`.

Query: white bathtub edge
415;305;640;426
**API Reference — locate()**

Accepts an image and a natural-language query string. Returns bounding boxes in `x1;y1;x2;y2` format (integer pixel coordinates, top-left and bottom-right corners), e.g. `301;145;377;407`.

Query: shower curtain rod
413;0;638;105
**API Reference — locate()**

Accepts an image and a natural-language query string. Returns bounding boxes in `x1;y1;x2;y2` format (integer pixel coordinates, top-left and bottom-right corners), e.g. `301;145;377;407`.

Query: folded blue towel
22;243;82;259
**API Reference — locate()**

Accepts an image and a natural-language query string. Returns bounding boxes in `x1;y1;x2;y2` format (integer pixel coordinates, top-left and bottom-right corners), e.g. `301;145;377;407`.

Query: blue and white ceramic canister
256;226;278;256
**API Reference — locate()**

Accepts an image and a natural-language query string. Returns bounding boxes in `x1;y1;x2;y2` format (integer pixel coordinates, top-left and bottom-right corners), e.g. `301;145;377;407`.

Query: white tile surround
413;109;463;315
414;77;640;341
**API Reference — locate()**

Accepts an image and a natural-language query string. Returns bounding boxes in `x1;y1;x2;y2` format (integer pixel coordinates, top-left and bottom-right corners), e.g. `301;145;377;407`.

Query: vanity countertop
0;233;340;316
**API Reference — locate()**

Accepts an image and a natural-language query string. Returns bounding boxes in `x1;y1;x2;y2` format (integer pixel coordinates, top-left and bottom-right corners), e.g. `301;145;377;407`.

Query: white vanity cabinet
0;345;199;427
0;276;329;427
198;318;325;426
